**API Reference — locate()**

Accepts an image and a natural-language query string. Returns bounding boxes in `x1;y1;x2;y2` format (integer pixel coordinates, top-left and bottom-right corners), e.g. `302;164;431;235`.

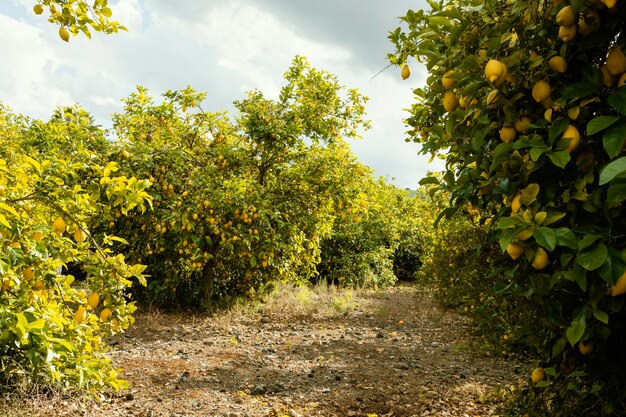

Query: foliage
31;0;125;41
390;0;626;414
0;104;149;392
99;57;372;308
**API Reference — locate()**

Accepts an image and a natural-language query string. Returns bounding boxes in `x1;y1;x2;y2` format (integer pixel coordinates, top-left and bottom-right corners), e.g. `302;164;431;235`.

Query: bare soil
2;284;527;417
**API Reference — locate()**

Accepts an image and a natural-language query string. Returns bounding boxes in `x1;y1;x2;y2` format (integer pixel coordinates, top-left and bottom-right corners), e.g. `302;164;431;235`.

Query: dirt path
10;284;526;416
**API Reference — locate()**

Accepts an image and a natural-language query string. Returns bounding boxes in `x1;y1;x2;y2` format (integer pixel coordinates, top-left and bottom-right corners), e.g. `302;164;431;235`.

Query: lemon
112;318;121;332
33;231;44;242
74;229;87;243
401;64;411;80
558;25;577;43
73;306;87;323
100;308;112;322
556;6;576;26
548;56;567;73
442;70;456;89
531;367;545;383
52;217;66;234
459;96;471;109
601;65;617;87
607;47;626;75
611;270;626;296
620;73;626;88
532;80;551;102
443;91;458;112
578;11;599;36
511;194;522;213
33;4;44;14
499;126;517;144
33;280;45;291
23;266;35;281
87;292;100;309
59;26;70;42
506;243;524;260
484;59;506;84
532;247;549;270
578;341;594;355
601;0;617;8
515;116;531;133
562;125;580;152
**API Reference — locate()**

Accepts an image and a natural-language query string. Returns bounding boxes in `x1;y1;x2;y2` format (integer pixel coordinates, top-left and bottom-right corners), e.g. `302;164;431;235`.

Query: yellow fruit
23;266;35;281
485;59;506;84
578;341;594;355
619;73;626;88
556;6;576;26
443;91;458;112
558;25;577;43
562;125;581;153
499;126;517;144
578;11;599;36
33;231;44;242
506;243;524;260
532;80;551;102
548;56;568;73
33;280;45;291
33;4;44;14
74;229;87;243
59;26;70;43
1;278;11;291
531;367;546;383
611;270;626;296
401;64;411;80
511;194;522;213
442;70;456;89
602;0;617;8
517;230;534;241
73;306;87;323
601;64;617;87
459;96;471;109
515;116;531;133
100;308;112;322
486;89;501;108
87;292;100;309
52;217;66;234
111;318;120;332
606;47;626;75
532;247;549;270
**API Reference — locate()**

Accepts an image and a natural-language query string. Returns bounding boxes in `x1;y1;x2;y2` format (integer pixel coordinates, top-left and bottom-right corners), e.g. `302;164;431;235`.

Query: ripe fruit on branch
52;217;66;235
401;64;411;80
531;367;545;383
87;292;100;309
443;91;458;112
484;59;507;84
442;70;456;89
578;341;594;355
506;243;524;260
59;27;70;42
611;271;626;296
532;247;549;270
499;126;516;143
33;4;44;14
607;47;626;76
556;6;576;26
558;25;577;43
562;125;580;153
548;56;567;73
532;81;551;102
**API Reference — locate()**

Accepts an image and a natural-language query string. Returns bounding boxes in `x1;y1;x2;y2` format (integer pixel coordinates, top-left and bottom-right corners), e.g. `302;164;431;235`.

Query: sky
0;0;443;189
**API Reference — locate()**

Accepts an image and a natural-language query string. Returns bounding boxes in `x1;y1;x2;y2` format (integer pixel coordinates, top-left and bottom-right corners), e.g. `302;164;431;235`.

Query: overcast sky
0;0;442;188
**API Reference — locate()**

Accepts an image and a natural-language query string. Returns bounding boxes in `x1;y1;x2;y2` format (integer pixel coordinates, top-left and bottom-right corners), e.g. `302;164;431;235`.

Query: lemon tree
390;0;626;414
0;104;150;392
100;57;372;308
31;0;125;41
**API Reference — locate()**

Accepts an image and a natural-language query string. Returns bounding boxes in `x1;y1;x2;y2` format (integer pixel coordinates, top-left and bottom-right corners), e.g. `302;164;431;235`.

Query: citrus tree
0;104;150;392
390;0;626;414
31;0;125;41
101;56;372;308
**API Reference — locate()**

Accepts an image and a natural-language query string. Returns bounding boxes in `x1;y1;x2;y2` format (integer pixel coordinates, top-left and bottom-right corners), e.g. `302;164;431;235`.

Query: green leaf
521;183;540;204
602;124;626;160
599;156;626;185
587;116;620;135
533;227;557;251
577;242;608;271
566;310;586;346
607;178;626;204
593;309;609;324
554;227;578;249
419;176;440;185
548;151;571;168
608;89;626;115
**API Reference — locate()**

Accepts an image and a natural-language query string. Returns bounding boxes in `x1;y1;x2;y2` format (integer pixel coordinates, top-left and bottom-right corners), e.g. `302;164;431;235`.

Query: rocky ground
2;284;528;417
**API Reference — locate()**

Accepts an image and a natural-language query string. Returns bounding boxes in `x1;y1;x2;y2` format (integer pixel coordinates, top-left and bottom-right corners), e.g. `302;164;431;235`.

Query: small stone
376;332;385;339
260;317;271;324
321;387;331;393
288;408;302;417
124;392;134;401
250;385;266;395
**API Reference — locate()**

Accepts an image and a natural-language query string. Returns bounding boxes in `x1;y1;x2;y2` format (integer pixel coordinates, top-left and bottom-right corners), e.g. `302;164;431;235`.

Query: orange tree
0;103;150;393
390;0;626;415
100;56;371;308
